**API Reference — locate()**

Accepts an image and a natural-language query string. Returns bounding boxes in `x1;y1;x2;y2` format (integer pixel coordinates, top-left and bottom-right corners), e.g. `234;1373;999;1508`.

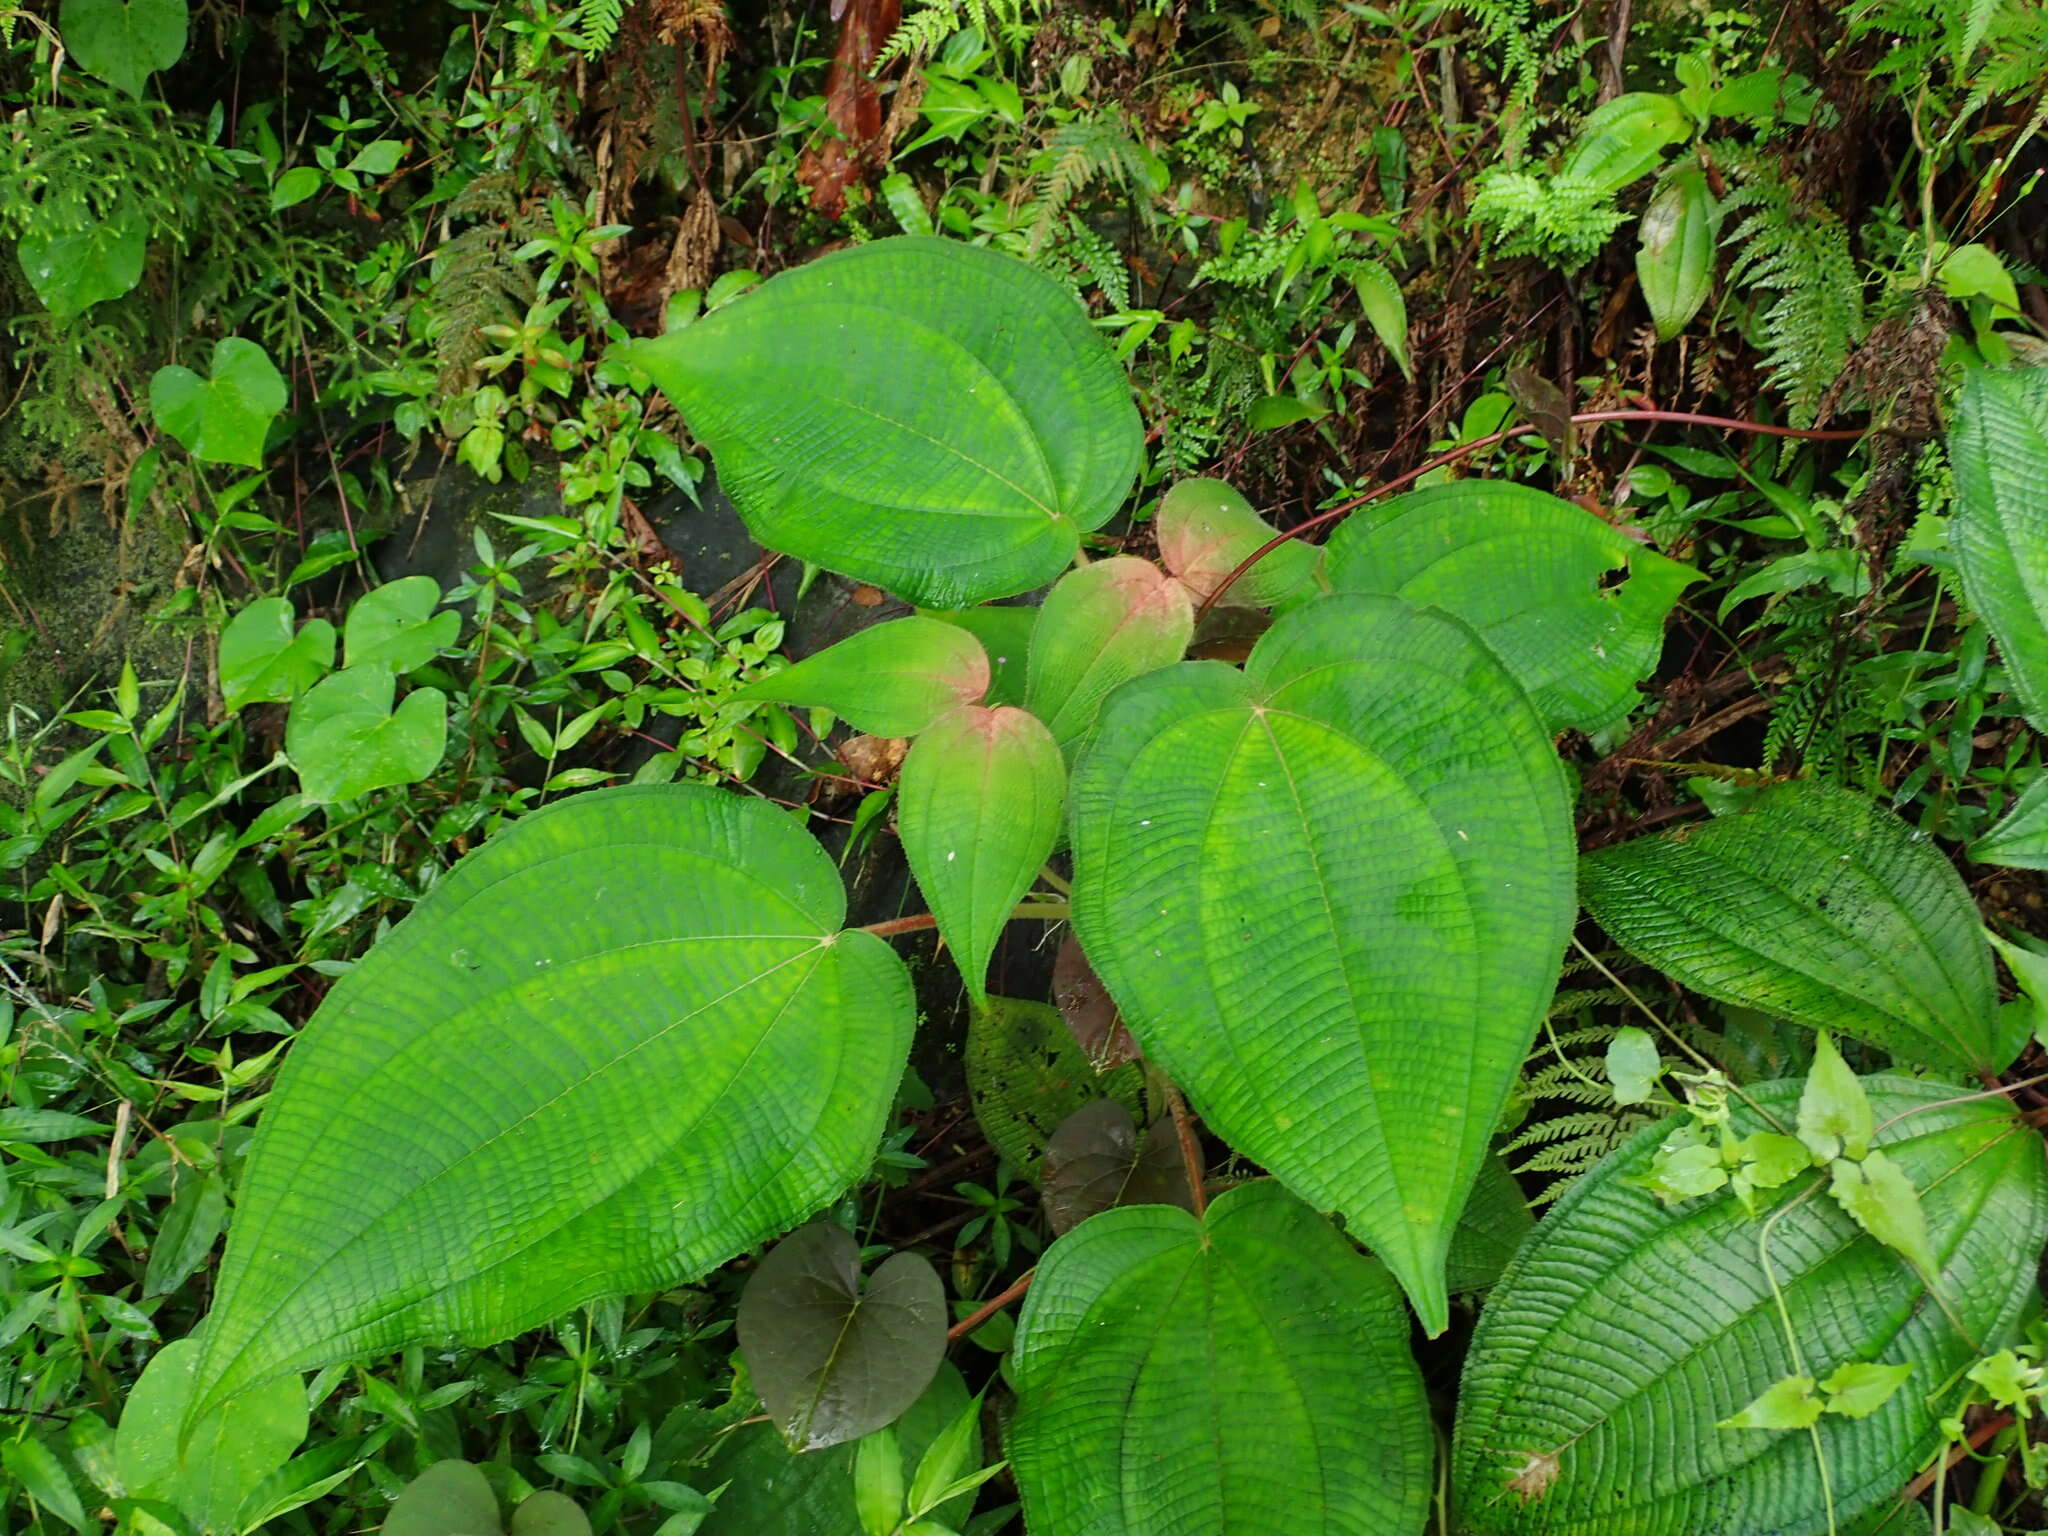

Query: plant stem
948;1269;1034;1342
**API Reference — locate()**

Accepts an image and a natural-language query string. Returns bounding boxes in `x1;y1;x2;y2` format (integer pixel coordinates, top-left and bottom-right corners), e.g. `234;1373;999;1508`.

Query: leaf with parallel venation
1970;774;2048;870
898;705;1064;1004
1325;482;1697;734
965;998;1141;1175
737;1222;947;1452
1023;558;1194;751
189;785;915;1419
619;237;1142;606
1636;164;1720;341
1069;593;1576;1333
1581;781;2010;1072
1008;1181;1433;1536
1452;1075;2048;1536
1951;366;2048;733
1154;479;1320;609
736;617;989;738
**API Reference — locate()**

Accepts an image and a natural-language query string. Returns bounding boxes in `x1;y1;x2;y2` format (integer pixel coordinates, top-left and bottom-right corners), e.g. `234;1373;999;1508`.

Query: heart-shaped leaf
149;337;287;469
345;576;460;674
189;786;915;1418
1581;781;2010;1071
1008;1181;1433;1536
1452;1076;2048;1536
898;704;1064;1005
1154;479;1319;608
1069;592;1576;1333
59;0;187;97
737;617;989;738
117;1338;307;1534
219;598;335;713
619;237;1143;606
1951;366;2048;733
737;1222;947;1452
1324;481;1698;734
1038;1100;1192;1236
1970;775;2048;869
965;998;1141;1176
382;1460;503;1536
1023;558;1195;750
17;211;146;319
285;666;448;803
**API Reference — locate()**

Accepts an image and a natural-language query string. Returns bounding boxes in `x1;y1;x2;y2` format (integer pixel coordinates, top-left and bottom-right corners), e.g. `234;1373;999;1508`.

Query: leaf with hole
1324;482;1698;734
188;786;915;1419
1581;781;2011;1071
736;1222;946;1452
1023;558;1194;751
1069;592;1576;1333
59;0;187;97
117;1338;308;1534
219;599;335;714
618;237;1142;606
1451;1075;2048;1535
1008;1181;1433;1536
285;667;448;803
149;337;288;469
345;576;460;674
898;705;1064;1005
1951;365;2048;733
1154;479;1319;610
966;998;1141;1175
736;617;989;737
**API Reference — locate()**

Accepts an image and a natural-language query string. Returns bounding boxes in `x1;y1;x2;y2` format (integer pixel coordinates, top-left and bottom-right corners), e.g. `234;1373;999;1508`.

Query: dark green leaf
59;0;186;97
1951;366;2048;733
966;1000;1140;1177
381;1460;503;1536
1038;1100;1193;1237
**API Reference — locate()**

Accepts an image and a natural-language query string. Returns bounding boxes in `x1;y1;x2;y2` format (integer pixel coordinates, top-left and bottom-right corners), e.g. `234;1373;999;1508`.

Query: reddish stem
948;1269;1034;1343
859;912;938;939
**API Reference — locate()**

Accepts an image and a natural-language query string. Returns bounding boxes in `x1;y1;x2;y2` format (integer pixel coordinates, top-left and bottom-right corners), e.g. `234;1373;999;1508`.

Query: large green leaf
149;337;287;469
1581;781;2009;1072
1007;1181;1433;1536
59;0;187;98
898;704;1064;1004
117;1338;307;1534
1970;775;2048;869
1324;482;1698;734
1069;593;1576;1332
219;598;335;713
1452;1076;2048;1536
17;211;146;319
1951;366;2048;733
619;237;1142;606
344;576;460;674
189;785;915;1417
1024;557;1195;751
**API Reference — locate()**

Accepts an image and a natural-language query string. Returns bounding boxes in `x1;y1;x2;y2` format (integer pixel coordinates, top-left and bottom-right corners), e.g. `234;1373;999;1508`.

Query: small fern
1022;116;1159;255
576;0;628;55
877;0;1033;67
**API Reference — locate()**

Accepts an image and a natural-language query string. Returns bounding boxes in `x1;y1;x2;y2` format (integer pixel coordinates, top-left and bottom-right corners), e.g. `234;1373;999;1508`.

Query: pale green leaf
1939;244;2021;317
219;600;335;713
1324;482;1698;734
853;1430;903;1536
190;786;915;1417
1640;1126;1728;1204
736;1222;946;1452
905;1397;981;1518
345;576;460;674
1022;558;1193;750
619;237;1142;606
1559;92;1690;194
1965;1348;2043;1411
118;1338;308;1533
1819;1361;1913;1420
1636;164;1720;340
381;1460;503;1536
149;338;287;469
1988;932;2048;1048
736;618;989;738
1154;479;1319;609
1069;593;1575;1333
17;212;146;319
1829;1150;1940;1278
1716;1373;1821;1431
1008;1183;1433;1536
1970;776;2048;869
285;667;447;803
510;1492;592;1536
899;705;1063;1003
0;1438;88;1533
1453;1076;2048;1535
1582;781;2008;1071
1798;1032;1874;1161
270;165;324;212
59;0;186;97
1605;1026;1662;1104
1951;366;2048;733
1350;259;1411;379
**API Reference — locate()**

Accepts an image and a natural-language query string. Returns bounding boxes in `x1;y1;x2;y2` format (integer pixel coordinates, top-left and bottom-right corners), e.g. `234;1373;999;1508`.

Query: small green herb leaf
149;338;287;468
344;576;460;673
285;667;448;803
1817;1361;1912;1420
1797;1033;1873;1162
1716;1374;1822;1431
1828;1151;1938;1278
1605;1026;1662;1105
219;599;336;712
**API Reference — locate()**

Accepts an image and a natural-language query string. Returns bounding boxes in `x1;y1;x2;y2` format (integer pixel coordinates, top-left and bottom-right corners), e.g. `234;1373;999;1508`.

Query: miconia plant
136;239;2048;1536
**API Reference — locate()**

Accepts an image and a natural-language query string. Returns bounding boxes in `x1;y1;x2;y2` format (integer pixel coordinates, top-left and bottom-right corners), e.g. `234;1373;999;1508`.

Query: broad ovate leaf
1069;593;1575;1333
965;998;1141;1175
117;1338;307;1534
898;704;1064;1004
59;0;187;98
219;598;334;712
190;785;915;1417
1023;558;1194;750
736;1222;947;1452
17;210;146;319
1951;365;2048;733
1970;775;2048;869
619;237;1142;606
1636;163;1720;341
1039;1100;1193;1236
1581;781;2009;1072
1558;91;1690;195
1155;479;1320;608
148;337;287;469
1009;1182;1432;1536
737;617;989;738
1452;1075;2048;1535
285;666;448;803
1324;482;1698;734
344;576;460;673
382;1460;504;1536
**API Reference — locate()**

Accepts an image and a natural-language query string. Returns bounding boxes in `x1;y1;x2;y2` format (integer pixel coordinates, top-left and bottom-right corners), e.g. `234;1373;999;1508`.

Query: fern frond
577;0;628;55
